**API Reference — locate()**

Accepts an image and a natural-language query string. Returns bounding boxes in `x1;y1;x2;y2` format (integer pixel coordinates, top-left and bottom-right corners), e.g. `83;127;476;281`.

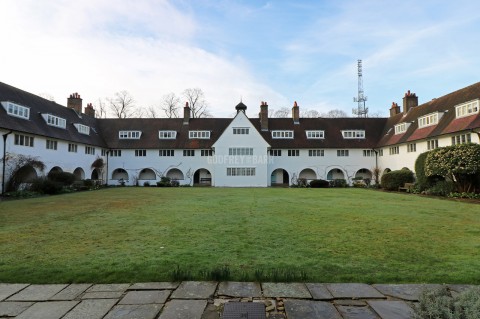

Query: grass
0;187;479;284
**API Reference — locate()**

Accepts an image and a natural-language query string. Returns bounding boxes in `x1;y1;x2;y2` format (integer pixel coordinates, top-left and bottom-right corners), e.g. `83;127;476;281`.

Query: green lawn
0;188;479;284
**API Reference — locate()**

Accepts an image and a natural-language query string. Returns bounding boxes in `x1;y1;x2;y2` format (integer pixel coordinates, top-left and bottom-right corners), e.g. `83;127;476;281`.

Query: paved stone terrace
0;282;477;318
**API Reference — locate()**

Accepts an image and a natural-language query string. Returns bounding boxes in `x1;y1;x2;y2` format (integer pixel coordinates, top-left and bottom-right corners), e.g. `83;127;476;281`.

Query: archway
112;168;128;180
271;168;289;186
299;168;317;181
139;168;156;180
355;168;372;179
327;168;345;180
91;169;100;180
48;166;63;175
9;165;38;191
383;168;391;174
73;167;85;180
193;168;212;185
166;168;184;181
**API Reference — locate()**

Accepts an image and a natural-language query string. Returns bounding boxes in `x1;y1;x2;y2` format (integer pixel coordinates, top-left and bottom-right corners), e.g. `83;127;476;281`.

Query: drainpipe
2;131;13;195
373;149;379;185
106;150;109;186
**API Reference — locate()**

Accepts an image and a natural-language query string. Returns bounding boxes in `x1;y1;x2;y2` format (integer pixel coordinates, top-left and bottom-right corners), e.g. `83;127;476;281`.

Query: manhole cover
222;302;266;319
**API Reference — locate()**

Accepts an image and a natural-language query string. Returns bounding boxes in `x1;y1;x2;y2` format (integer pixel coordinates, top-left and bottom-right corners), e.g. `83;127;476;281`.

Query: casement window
418;113;439;128
342;130;365;139
306;130;324;139
158;131;177;139
46;139;58;150
42;114;67;129
271;130;294;139
14;134;34;147
159;150;174;157
229;148;253;156
183;150;195;156
189;131;210;139
378;149;384;156
269;150;281;156
109;150;122;157
308;149;324;157
287;149;299;156
455;100;479;118
427;139;439;150
389;146;399;155
407;143;416;153
119;130;141;139
451;133;471;145
394;123;409;135
337;150;349;157
363;150;375;157
201;149;213;156
135;149;146;157
227;167;256;176
68;143;78;153
233;128;249;134
2;101;30;119
85;146;95;155
74;123;90;135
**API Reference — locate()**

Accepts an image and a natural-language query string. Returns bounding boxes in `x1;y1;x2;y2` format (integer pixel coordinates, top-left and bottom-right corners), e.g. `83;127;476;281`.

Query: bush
415;152;430;191
143;181;150;187
47;171;76;186
381;169;415;191
425;180;455;197
157;177;172;187
30;178;63;195
310;179;329;188
330;179;347;188
448;192;480;199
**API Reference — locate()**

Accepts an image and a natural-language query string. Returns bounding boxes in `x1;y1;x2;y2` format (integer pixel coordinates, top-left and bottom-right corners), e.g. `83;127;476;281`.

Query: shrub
415;152;430;191
157;177;172;187
30;178;63;195
47;171;76;186
425;180;455;197
83;179;94;188
381;169;414;191
330;179;347;188
143;181;150;187
310;179;329;188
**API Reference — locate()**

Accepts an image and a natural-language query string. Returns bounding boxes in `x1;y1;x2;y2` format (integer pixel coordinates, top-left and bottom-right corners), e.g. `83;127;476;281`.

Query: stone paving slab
63;299;119;319
50;283;92;300
337;305;379;319
87;283;131;292
171;281;217;299
0;284;29;301
448;284;478;293
82;291;125;299
305;283;334;300
119;290;171;305
159;299;207;319
367;300;414;319
0;301;34;317
15;300;79;319
7;284;68;301
334;299;367;306
129;282;179;290
104;304;163;319
284;299;342;319
327;283;385;299
217;281;262;298
262;283;312;298
372;284;442;301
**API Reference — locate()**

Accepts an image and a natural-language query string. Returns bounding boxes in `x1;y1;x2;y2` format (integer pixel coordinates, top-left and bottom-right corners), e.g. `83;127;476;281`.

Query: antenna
352;59;368;117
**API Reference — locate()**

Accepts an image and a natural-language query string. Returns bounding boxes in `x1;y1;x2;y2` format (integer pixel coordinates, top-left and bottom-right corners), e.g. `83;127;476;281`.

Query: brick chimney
389;102;401;117
67;93;82;114
403;90;418;114
84;103;95;117
183;102;191;125
292;101;300;124
259;101;269;131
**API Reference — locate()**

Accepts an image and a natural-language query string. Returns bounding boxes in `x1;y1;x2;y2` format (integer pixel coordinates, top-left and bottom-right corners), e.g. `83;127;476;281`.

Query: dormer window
2;101;30;119
342;130;365;139
394;122;410;135
119;130;141;139
272;130;293;139
306;130;324;139
43;114;66;129
418;112;440;128
74;123;90;135
159;131;177;139
189;131;210;139
455;99;479;118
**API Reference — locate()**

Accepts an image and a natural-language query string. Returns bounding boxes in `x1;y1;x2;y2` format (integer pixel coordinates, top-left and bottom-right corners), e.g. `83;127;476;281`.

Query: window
288;149;299;156
427;139;439;150
306;130;324;139
455;99;479;118
2;101;30;119
337;150;349;157
389;146;399;155
269;149;282;156
229;148;253;156
227;167;256;176
183;150;195;156
158;131;177;139
233;128;249;135
309;149;324;157
189;131;210;139
14;134;34;147
418;112;439;128
201;149;213;156
363;150;375;157
451;133;471;145
378;149;384;156
74;123;90;135
101;149;107;156
135;149;146;157
119;130;141;139
46;140;58;150
407;143;416;153
272;130;294;139
342;130;365;138
68;143;78;153
109;150;122;157
85;146;95;155
43;114;66;129
159;150;174;157
394;123;409;135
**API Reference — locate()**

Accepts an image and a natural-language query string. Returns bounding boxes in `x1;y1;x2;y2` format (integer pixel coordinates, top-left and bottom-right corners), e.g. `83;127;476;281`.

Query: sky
1;0;480;118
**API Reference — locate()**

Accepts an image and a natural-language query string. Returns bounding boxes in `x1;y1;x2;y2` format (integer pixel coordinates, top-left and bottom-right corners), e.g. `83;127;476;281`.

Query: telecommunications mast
352;59;368;117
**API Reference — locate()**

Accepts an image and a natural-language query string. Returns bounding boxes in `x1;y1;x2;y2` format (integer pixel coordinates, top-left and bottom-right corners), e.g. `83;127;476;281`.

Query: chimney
67;92;82;114
259;101;269;131
292;101;300;124
403;90;418;114
84;103;95;117
389;102;401;117
183;102;191;125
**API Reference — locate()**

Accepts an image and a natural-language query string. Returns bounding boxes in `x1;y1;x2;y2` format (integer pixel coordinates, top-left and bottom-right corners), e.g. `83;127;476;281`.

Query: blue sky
1;0;480;117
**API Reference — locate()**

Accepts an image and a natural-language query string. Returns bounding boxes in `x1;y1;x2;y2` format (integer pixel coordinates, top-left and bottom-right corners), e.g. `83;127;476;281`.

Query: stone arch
138;168;156;180
193;168;212;185
112;168;129;180
73;167;85;180
48;166;63;175
355;168;372;179
166;168;184;181
327;168;345;180
271;168;289;186
299;168;317;181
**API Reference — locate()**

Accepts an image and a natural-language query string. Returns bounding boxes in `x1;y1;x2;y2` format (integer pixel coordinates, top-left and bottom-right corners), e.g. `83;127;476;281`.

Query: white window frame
85;146;95;155
427;139;439;150
227;167;256;176
233;127;249;135
337;149;349;156
308;149;324;157
159;150;174;157
158;131;177;139
342;130;365;139
189;131;210;139
287;149;299;156
418;112;440;128
68;143;78;153
14;134;34;147
74;123;90;135
229;148;253;156
46;139;58;150
455;99;479;118
407;143;416;153
201;149;213;156
2;101;30;119
389;146;399;155
119;130;142;139
43;114;66;129
363;150;375;157
269;149;282;156
109;150;122;157
394;123;410;135
271;130;294;139
135;149;147;157
183;150;195;156
451;133;472;145
306;130;325;139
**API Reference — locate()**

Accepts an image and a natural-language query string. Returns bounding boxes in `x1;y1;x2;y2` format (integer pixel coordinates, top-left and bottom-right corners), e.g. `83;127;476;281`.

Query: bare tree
182;88;211;118
107;91;136;118
273;107;290;118
144;106;159;118
95;98;108;118
368;111;385;118
301;109;320;118
321;109;348;118
161;93;180;118
38;92;55;102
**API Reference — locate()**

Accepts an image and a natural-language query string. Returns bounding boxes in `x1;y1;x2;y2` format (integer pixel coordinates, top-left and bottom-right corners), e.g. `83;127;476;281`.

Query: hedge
381;169;414;191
